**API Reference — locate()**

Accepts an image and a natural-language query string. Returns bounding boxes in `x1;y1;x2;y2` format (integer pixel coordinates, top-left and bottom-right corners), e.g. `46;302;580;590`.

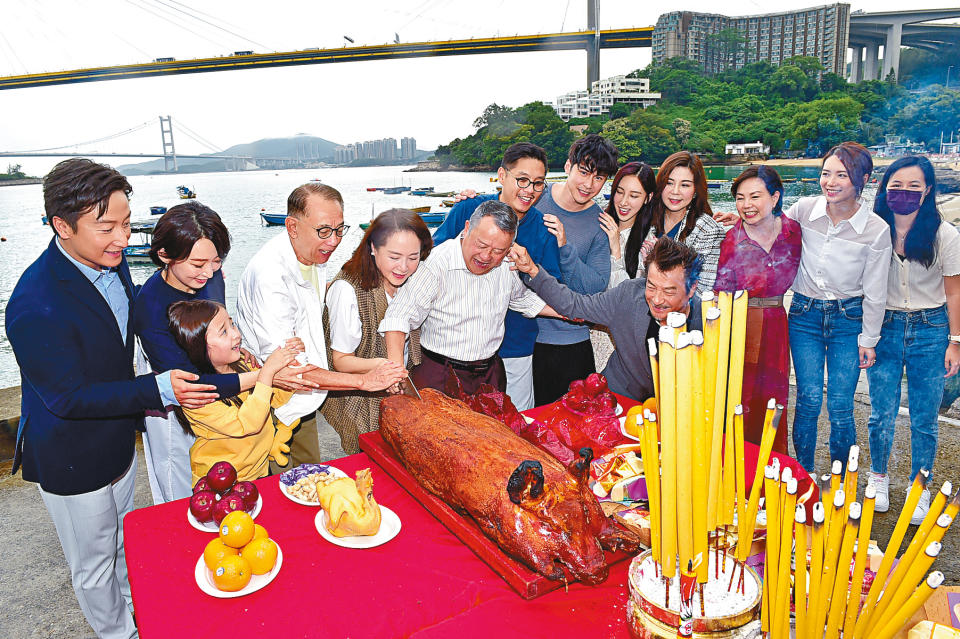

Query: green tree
608;102;634;119
705;28;746;73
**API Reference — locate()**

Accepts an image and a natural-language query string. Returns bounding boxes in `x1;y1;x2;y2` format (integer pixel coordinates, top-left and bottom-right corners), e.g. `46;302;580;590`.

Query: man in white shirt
237;183;407;468
380;200;561;395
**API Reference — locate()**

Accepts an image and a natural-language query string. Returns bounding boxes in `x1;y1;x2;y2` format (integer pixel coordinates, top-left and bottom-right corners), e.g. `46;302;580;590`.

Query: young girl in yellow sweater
167;299;300;484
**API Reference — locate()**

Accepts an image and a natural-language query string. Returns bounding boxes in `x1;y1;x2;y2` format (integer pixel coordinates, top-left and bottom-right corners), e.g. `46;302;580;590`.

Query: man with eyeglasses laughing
432;142;561;410
237;183;408;469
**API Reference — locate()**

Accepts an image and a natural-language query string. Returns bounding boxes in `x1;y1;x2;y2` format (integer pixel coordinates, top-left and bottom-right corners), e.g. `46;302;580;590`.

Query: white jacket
236;233;328;424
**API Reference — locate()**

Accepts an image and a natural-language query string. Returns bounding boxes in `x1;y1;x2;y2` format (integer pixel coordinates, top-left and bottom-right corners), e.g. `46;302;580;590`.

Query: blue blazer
6;239;164;495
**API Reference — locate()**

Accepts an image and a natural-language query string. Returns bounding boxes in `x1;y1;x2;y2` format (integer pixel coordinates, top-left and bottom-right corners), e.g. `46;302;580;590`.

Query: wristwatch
950;334;960;345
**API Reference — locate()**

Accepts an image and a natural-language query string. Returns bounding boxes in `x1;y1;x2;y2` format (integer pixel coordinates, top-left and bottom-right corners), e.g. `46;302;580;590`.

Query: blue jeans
866;306;948;480
789;293;864;472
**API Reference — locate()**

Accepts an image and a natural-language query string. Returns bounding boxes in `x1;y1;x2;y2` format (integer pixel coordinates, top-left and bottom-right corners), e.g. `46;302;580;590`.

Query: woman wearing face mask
637;151;726;293
321;209;433;453
714;166;801;454
866;156;960;523
786;142;892;475
592;162;656;369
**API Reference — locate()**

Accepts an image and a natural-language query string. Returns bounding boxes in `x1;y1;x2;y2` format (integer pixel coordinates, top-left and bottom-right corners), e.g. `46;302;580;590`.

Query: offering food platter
194;544;283;599
278;464;349;506
314;506;402;548
187;495;262;533
359;430;636;599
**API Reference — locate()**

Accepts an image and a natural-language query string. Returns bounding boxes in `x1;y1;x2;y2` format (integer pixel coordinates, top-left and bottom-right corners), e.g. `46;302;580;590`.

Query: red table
123;396;811;638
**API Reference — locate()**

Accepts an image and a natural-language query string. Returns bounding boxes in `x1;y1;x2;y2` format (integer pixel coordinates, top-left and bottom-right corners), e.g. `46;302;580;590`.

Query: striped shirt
378;237;546;361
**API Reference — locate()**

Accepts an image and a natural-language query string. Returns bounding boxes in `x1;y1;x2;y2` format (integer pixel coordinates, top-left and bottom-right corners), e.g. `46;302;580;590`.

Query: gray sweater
526;268;702;401
534;185;611;345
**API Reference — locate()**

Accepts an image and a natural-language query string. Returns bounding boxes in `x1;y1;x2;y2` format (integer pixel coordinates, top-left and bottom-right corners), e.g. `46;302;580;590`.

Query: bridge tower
159;115;178;172
586;0;600;90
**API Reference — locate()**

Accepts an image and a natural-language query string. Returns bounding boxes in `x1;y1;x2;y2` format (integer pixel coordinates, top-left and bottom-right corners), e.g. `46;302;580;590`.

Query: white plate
314;505;401;548
618;415;639;442
194;543;283;598
278;465;349;506
614;402;623;416
187;494;262;533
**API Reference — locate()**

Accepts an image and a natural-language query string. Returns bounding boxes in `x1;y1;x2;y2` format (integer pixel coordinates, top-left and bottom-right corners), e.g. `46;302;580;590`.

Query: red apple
212;492;247;526
584;373;607;397
193;477;213;494
206;461;237;495
189;490;217;523
567;379;586;396
232;481;259;511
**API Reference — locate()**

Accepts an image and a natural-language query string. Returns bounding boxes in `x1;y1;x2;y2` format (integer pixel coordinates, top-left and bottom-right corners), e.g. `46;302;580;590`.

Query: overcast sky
2;0;958;175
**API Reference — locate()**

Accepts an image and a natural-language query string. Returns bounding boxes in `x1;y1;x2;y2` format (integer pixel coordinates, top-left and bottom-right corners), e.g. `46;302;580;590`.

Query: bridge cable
145;0;272;51
174;123;223;154
125;0;233;52
9;120;155;153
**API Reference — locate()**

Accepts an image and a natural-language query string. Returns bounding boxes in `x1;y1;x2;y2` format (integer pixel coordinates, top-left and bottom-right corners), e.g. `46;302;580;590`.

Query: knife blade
400;377;422;399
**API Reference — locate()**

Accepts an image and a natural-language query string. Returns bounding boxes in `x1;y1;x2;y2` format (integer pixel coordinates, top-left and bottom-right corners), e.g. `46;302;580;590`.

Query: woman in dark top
132;202;251;502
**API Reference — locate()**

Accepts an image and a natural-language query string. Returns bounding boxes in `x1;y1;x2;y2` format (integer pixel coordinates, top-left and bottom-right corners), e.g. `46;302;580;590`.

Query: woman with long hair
714;165;801;454
322;208;432;453
786;141;892;475
599;161;657;288
167;300;300;484
866;156;960;523
636;151;726;292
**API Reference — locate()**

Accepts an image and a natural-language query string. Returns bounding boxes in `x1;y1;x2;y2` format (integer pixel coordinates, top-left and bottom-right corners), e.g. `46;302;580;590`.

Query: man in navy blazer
6;159;217;638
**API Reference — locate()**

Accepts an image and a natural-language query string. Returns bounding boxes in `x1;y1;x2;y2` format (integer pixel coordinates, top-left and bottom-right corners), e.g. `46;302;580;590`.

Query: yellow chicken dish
317;469;382;537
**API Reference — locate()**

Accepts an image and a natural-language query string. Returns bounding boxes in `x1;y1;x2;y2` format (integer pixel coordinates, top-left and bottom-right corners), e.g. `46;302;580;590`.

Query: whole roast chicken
379;388;641;585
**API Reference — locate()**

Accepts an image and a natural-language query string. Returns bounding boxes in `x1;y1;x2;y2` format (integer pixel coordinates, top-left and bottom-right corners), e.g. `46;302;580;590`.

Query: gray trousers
39;455;139;639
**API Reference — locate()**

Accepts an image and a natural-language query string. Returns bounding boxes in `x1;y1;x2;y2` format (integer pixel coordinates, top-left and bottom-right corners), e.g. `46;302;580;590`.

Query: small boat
260;211;287;226
41;216;48;225
706;180;727;190
366;187;382;192
419;212;447;226
409;206;431;214
382;186;411;194
176;185;196;199
800;177;819;184
424;191;456;197
124;220;157;263
149;206;167;216
410;189;434;196
309;178;322;183
441;199;455;207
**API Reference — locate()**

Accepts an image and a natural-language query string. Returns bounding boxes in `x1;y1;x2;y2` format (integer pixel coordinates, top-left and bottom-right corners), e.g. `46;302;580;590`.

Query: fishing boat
382;186;411;194
123;220;157;263
706;180;727;190
409;206;431;214
440;199;456;207
799;177;819;183
176;185;196;199
149;206;167;216
260;211;287;226
41;216;48;225
419;212;447;226
424;191;456;197
409;188;435;196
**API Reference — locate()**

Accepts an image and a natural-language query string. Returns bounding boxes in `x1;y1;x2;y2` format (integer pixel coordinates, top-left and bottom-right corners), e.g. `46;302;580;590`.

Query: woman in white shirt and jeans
787;142;892;474
866;156;960;523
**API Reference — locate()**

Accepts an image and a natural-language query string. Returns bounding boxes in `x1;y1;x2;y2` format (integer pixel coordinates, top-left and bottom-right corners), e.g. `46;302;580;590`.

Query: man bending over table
380;200;563;395
510;236;703;402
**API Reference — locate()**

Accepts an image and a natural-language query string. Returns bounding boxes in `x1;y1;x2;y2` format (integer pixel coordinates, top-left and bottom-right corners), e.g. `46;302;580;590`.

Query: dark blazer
6;239;164;495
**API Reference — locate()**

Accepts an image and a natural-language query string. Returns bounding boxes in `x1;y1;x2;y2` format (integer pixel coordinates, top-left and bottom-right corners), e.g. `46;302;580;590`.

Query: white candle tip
926;541;942;557
787;477;798;494
848;445;860;462
734;404;743;415
701;291;715;302
781;467;793;483
865;484;877;499
676;332;693;348
832;460;843;475
795;504;807;523
764;465;777;480
658;326;674;345
834;489;846;507
937;513;953;527
706;306;721;320
942;481;953;496
643;408;651;419
771;457;780;472
928;572;945;588
666;312;686;328
688;330;704;346
848;457;858;473
647;337;658;356
848;502;862;519
813;501;825;523
767;398;776;409
648;413;657;423
733;290;745;299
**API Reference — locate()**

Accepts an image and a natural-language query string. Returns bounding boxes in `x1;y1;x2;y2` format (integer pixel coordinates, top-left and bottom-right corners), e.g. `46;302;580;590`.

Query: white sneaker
911;488;931;526
869;472;890;512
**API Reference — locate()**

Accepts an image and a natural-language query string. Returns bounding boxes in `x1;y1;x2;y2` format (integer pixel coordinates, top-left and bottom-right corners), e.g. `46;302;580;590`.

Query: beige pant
269;410;324;474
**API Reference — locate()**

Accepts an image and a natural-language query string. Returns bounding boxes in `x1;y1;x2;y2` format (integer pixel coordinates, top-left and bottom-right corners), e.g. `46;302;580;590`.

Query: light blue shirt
55;239;178;407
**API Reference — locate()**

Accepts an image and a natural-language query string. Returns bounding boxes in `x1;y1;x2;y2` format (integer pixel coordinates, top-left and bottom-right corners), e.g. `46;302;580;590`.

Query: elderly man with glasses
237;183;407;469
431;142;561;410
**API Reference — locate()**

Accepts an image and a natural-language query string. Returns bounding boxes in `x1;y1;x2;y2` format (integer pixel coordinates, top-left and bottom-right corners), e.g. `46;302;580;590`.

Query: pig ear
507;460;545;505
570;447;594;481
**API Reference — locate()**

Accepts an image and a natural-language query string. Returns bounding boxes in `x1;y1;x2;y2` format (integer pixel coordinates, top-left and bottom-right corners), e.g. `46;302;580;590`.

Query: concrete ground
0;393;957;638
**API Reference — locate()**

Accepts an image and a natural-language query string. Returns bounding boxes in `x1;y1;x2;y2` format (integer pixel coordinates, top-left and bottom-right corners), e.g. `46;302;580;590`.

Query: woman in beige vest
322;209;433;453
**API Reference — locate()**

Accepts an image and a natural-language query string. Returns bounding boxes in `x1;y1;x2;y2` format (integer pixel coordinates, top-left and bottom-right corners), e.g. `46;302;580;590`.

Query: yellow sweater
185;381;294;485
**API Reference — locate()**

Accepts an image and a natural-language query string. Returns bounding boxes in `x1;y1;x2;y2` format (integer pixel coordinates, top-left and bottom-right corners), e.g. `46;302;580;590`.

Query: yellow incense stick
872;572;944;639
869;541;943;636
870;480;953;634
647;338;660;409
824;461;842;541
737;399;778;562
815;488;846;635
794;504;809;639
773;475;797;639
700;307;720;527
852;469;930;639
708;294;733;529
843;485;876;638
675;333;695;573
657;326;679;579
807;502;826;639
644;414;662;571
733;404;746;545
824;502;861;639
722;291;747;527
761;463;780;634
843;445;860;507
689;331;709;583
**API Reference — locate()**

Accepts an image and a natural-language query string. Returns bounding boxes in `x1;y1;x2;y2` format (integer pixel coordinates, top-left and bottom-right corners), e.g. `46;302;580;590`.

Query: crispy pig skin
379;388;640;585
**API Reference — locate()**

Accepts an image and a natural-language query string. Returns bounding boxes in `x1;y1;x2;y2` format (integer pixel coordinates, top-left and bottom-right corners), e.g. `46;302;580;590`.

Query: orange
241;537;278;575
219;510;255;548
211;555;251;592
203;537;239;571
252;524;269;540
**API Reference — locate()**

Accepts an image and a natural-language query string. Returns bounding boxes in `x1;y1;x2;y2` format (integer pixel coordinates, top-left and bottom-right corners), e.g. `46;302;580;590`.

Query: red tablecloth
124;395;812;638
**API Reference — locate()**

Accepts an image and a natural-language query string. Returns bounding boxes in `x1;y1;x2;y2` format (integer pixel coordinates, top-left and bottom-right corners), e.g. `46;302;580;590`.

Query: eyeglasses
309;222;350;239
504;169;547;192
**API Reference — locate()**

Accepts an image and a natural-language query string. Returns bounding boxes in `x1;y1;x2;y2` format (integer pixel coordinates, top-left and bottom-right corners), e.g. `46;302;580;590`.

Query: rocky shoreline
0;178;41;187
